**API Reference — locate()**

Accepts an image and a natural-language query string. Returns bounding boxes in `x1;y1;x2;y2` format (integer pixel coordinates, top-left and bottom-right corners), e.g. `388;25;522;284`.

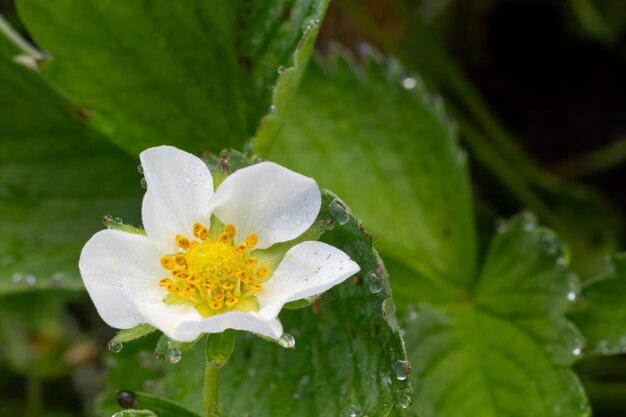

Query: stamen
218;233;229;243
245;257;257;268
160;256;175;270
192;222;204;238
174;254;187;267
242;272;253;283
256;265;270;279
250;283;263;291
176;235;190;250
235;242;247;253
236;271;246;280
245;233;258;248
198;227;209;241
158;278;172;287
222;283;234;291
183;284;196;297
225;297;238;307
173;270;188;280
188;275;200;284
202;282;214;289
224;224;236;239
210;300;222;310
166;284;180;294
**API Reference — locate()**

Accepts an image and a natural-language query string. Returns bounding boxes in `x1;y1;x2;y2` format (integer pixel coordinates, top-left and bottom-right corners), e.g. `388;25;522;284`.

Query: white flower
79;146;360;342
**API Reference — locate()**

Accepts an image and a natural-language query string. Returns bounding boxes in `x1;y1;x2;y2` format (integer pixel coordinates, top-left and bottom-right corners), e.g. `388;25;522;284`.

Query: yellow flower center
157;222;270;317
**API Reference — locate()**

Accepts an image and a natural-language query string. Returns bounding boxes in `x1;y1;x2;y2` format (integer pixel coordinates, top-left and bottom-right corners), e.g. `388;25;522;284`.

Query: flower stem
203;362;220;417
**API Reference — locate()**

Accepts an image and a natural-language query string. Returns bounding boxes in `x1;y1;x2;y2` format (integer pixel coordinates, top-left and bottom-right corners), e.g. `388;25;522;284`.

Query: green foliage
258;51;477;305
98;191;411;417
257;51;595;417
0;27;142;292
571;253;626;355
16;0;329;155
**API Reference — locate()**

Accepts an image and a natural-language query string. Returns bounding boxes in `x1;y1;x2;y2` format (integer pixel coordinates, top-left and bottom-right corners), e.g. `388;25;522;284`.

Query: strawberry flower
79;146;359;342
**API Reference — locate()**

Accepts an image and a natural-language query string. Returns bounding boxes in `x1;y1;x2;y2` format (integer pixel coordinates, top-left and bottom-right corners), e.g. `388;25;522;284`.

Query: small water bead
140;177;147;189
277;65;285;74
25;275;37;286
397;388;412;409
102;214;114;226
329;198;351;225
107;341;123;353
401;77;417;90
394;360;411;381
572;346;582;356
165;348;182;364
278;333;296;349
302;17;319;32
365;271;383;294
137;164;144;174
114;217;123;224
11;273;23;283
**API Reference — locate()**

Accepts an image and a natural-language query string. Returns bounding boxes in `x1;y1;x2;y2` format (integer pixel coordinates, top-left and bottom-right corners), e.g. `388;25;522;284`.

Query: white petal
209;162;320;249
79;229;162;329
141;146;214;253
130;296;202;342
256;241;360;320
175;311;284;340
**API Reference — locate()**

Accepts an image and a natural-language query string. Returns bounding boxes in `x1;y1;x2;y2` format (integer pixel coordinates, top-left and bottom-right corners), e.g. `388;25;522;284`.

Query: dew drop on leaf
329;198;350;225
394;360;411;380
107;340;123;353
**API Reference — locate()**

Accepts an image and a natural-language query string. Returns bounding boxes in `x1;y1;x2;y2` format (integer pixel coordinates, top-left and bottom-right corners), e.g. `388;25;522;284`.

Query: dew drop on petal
278;333;295;349
401;77;416;89
140;177;147;189
137;164;144;174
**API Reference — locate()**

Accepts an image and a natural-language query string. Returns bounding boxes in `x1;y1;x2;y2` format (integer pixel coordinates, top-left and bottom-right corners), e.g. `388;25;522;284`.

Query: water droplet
248;368;257;377
572;346;582;356
137;164;144;174
397;388;412;409
269;104;276;114
165;348;182;364
365;271;383;294
11;273;23;283
382;373;392;385
567;290;577;301
329;198;350;225
523;222;536;231
25;274;37;286
557;257;568;266
277;65;285;74
114;217;123;224
394;360;411;380
107;340;123;353
278;333;295;349
102;214;114;226
302;17;319;32
140;177;147;189
401;77;416;89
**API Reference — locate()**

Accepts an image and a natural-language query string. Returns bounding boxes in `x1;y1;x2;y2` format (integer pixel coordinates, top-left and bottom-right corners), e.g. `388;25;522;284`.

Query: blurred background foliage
0;0;625;416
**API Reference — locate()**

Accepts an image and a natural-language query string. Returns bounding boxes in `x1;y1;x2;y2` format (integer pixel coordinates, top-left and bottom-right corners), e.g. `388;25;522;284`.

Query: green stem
203;363;220;417
26;373;42;417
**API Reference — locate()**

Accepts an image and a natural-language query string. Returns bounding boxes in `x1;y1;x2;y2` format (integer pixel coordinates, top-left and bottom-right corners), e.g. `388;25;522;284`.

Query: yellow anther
242;272;253;283
198;227;209;241
245;233;258;248
192;222;204;238
183;284;196;297
250;283;263;291
160;256;175;270
222;283;234;291
173;270;188;280
166;284;180;294
188;241;199;249
176;235;190;250
210;300;223;310
245;257;257;268
202;281;214;289
224;224;236;239
218;233;229;243
225;297;238;307
158;278;172;287
187;275;200;284
174;254;187;267
235;242;248;253
214;290;225;301
256;265;270;279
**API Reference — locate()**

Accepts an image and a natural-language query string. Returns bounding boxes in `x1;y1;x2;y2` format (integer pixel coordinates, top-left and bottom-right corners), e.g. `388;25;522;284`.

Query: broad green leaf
404;213;589;417
570;253;626;355
16;0;329;155
98;191;411;417
0;24;142;292
257;51;477;304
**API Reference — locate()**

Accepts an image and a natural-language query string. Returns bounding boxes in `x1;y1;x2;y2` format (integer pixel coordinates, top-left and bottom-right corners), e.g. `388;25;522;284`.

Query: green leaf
404;213;589;417
115;392;200;417
16;0;329;155
97;191;411;417
257;51;477;305
570;253;626;356
0;23;142;293
108;324;157;352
